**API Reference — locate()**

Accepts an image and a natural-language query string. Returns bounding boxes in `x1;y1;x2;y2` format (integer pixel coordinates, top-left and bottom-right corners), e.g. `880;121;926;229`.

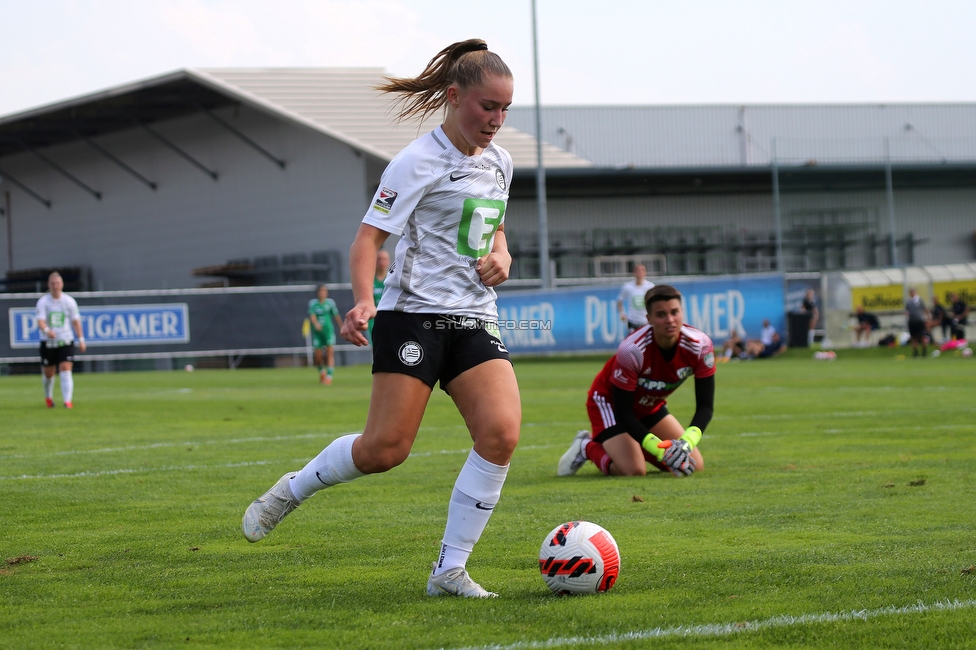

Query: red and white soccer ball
539;521;620;595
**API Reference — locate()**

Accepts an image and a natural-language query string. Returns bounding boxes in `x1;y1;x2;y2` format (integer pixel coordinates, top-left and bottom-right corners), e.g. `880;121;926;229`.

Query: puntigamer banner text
494;274;784;354
9;304;190;348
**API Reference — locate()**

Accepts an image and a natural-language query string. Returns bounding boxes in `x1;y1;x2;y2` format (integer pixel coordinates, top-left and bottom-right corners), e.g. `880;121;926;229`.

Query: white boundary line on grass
0;444;557;480
441;599;976;650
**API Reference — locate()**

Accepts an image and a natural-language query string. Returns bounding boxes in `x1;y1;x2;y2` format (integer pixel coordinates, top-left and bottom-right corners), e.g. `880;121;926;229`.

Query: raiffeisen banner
9;304;190;348
495;274;784;354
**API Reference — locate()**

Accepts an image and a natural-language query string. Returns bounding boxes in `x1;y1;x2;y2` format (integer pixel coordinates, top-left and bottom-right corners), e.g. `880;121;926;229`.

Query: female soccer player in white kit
242;39;520;598
35;272;87;408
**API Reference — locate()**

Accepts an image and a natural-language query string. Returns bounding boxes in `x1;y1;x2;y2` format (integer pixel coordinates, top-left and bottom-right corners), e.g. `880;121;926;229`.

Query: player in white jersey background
35;271;86;408
243;39;520;598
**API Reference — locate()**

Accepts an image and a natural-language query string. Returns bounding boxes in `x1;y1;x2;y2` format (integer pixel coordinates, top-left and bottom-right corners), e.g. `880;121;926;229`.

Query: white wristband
78;337;86;343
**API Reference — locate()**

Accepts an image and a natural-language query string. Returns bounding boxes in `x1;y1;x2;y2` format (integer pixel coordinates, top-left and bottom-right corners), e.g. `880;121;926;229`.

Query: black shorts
593;406;671;444
908;320;927;339
40;342;75;367
371;312;512;391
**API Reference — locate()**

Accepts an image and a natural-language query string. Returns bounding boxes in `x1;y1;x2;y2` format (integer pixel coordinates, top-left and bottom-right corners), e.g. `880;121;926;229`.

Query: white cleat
557;430;592;476
242;472;300;542
426;563;498;598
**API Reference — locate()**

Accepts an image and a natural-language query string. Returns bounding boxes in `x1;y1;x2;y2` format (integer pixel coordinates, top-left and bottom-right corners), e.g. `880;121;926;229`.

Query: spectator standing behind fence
853;306;880;347
801;289;819;347
617;264;654;333
905;288;930;358
950;292;969;340
35;271;86;408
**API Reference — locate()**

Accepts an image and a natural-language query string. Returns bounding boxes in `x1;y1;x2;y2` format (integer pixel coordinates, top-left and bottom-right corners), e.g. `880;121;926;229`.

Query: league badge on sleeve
373;187;398;214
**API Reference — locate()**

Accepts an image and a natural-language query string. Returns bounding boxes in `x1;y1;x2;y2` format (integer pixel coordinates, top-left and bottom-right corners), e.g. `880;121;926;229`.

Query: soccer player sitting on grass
308;284;342;384
558;284;715;478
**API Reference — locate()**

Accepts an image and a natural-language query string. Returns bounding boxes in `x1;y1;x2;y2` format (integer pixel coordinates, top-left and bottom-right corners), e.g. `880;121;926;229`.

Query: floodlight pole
771;138;784;273
884;137;897;266
531;0;552;289
3;188;10;273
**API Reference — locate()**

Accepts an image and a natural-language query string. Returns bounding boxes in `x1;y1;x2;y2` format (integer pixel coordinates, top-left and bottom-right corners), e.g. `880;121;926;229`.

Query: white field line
0;427;563;462
441;599;976;650
0;444;557;481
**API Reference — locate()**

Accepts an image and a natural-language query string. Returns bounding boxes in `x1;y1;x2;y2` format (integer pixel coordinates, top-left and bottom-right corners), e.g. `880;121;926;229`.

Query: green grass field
2;348;975;649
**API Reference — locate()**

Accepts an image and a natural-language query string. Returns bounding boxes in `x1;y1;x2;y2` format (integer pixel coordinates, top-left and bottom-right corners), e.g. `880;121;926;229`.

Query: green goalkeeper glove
645;426;702;477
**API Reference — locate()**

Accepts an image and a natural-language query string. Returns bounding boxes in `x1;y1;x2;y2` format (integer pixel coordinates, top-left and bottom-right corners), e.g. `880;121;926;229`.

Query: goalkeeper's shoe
557;430;592;476
242;472;300;542
426;563;498;598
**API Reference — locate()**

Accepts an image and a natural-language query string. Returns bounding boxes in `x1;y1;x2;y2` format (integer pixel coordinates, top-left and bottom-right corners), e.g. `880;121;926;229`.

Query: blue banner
495;275;784;354
9;304;190;349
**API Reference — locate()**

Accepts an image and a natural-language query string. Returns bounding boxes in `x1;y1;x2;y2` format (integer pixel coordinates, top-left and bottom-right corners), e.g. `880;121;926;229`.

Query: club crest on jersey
373;187;398;214
494;168;506;190
398;341;423;366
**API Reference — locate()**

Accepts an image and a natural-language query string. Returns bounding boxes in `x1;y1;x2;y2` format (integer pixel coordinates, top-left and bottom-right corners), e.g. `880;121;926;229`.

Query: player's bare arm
72;319;87;353
477;227;511;287
342;223;389;346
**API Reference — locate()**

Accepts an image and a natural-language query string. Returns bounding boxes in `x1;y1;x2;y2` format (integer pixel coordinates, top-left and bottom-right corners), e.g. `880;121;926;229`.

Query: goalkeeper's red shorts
586;390;668;443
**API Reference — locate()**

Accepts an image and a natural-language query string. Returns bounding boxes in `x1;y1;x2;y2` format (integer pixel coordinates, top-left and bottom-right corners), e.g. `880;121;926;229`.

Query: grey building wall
506;185;976;274
0;106;371;290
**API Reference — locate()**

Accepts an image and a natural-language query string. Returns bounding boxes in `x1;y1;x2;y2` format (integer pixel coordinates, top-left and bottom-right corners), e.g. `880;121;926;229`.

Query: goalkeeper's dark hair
645;284;682;308
375;39;512;124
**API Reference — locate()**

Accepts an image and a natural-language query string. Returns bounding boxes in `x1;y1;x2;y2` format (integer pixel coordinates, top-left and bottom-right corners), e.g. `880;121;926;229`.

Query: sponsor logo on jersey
450;171;472;182
703;351;715;368
494;167;506;190
637;376;688;392
612;368;628;382
398;341;423;366
372;187;398;214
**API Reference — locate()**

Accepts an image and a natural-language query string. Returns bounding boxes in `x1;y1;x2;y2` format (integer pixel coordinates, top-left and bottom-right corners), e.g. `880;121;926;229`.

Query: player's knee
355;437;412;473
619;466;647;477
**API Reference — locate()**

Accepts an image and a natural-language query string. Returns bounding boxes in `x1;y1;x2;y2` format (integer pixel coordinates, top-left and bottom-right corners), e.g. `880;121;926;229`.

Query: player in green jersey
368;249;390;343
308;285;342;384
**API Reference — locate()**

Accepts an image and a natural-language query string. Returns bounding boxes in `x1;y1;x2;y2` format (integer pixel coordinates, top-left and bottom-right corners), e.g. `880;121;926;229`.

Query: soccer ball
539;521;620;595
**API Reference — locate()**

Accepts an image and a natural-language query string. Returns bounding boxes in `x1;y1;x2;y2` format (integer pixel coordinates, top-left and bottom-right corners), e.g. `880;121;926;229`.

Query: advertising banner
932;280;976;307
851;284;904;311
9;304;190;348
495;274;784;355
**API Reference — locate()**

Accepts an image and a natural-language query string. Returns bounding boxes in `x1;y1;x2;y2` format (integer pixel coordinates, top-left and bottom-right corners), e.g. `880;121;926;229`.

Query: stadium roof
0;68;592;170
505;104;976;169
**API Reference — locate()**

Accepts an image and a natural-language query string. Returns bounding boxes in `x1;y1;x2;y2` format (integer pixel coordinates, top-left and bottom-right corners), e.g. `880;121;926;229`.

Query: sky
2;0;976;117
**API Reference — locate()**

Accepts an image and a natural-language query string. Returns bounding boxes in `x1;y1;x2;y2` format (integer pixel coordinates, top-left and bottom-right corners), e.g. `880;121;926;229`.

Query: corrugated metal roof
196;68;592;170
505;104;976;169
0;68;592;171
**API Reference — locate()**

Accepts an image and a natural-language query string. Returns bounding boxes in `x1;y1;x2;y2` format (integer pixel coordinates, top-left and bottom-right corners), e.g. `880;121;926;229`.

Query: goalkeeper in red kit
558;284;716;478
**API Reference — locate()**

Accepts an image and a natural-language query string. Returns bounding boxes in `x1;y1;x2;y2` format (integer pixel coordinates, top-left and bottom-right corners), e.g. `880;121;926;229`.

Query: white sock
289;434;364;503
59;370;73;403
433;450;509;576
43;374;54;399
808;329;815;346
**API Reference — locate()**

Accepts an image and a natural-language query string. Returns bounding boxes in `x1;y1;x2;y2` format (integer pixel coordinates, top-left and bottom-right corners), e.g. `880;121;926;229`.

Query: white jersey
36;292;81;343
617;279;654;324
364;125;513;320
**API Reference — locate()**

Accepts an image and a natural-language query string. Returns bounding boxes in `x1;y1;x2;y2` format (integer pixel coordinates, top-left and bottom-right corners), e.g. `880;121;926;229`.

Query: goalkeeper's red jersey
588;324;716;422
